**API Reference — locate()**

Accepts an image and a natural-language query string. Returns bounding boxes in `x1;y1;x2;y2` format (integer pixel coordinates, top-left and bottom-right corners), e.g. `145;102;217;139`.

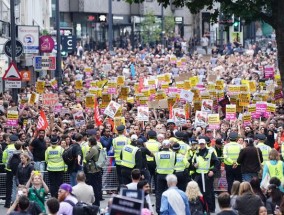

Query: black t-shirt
67;143;83;173
139;147;152;169
217;210;237;215
31;138;46;161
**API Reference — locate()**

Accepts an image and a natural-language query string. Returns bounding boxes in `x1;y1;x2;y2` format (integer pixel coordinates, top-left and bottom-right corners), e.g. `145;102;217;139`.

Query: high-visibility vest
195;151;213;174
120;145;139;168
177;140;190;158
207;146;217;156
223;142;242;165
155;151;175;174
188;150;196;176
45;146;65;171
174;153;188;172
80;141;90;164
266;161;284;181
145;139;160;162
3;144;16;171
113;135;130;165
256;143;271;163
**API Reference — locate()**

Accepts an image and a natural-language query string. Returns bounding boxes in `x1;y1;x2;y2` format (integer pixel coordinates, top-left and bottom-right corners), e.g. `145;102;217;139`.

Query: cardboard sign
137;106;149;121
117;76;125;86
85;95;95;108
50;78;58;89
28;92;38;105
201;99;213;113
208;114;220;129
42;93;58;107
267;103;276;113
104;101;121;119
173;108;186;126
180;90;194;103
195;111;208;128
114;117;126;133
264;66;275;79
54;103;63;113
110;195;143;215
36;81;45;94
243;113;252;126
75;80;83;90
107;80;117;94
7;110;19;126
73;110;85;127
226;105;236;120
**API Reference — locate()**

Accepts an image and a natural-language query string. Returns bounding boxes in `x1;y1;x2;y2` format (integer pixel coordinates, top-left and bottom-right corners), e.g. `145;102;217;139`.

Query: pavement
0;194;220;214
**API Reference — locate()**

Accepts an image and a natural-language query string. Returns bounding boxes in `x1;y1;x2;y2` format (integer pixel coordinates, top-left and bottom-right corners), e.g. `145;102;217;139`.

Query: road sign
4;39;24;58
3;62;22;81
33;56;56;71
61;35;76;53
5;80;21;88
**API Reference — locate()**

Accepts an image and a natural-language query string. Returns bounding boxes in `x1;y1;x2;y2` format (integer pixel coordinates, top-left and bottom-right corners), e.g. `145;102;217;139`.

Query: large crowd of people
0;38;283;215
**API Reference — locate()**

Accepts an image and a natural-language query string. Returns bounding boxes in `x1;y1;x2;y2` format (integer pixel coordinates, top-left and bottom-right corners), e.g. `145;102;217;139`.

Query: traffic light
233;17;240;32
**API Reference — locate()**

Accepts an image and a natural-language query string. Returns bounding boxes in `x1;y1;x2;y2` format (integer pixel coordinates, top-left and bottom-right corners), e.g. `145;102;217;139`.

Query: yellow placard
267;103;276;112
248;104;256;113
190;76;198;87
208;114;220;124
114;117;126;133
29;93;37;105
148;79;156;86
97;80;108;88
139;97;148;105
36;81;45;94
75;80;83;90
176;81;184;89
240;85;249;92
127;97;134;104
117;76;125;86
165;73;171;82
161;82;169;90
85;95;95;108
194;101;201;111
249;80;256;92
101;94;111;108
184;80;191;90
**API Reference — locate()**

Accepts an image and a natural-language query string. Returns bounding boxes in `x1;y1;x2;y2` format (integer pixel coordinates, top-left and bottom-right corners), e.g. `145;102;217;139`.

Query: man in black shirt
29;130;47;175
68;133;83;186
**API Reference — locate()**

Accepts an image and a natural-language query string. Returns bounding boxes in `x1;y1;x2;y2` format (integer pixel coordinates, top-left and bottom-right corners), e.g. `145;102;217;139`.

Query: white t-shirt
126;182;138;190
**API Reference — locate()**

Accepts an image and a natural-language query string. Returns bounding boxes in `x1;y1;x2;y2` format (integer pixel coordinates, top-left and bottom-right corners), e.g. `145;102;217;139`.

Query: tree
140;11;162;45
126;0;284;92
164;16;175;38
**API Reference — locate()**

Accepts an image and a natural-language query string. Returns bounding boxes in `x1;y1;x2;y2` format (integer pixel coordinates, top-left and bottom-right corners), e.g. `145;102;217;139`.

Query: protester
217;192;237;215
8;196;30;215
46;197;60;215
57;183;78;215
137;180;154;215
160;174;190;215
16;152;34;187
72;171;95;205
126;169;141;190
266;184;283;214
234;182;264;215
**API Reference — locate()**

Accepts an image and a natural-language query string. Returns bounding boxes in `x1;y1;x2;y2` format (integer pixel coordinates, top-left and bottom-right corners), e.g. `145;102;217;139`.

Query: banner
226;105;236;120
42;93;58;107
243;113;252;127
85;95;95;108
73;110;85;127
7;110;19;127
36;81;45;94
137;106;149;122
104;101;121;119
264;66;274;79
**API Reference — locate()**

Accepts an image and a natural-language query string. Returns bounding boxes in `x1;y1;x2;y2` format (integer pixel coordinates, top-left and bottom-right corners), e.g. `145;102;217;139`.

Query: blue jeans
70;172;78;186
11;176;17;202
242;173;258;182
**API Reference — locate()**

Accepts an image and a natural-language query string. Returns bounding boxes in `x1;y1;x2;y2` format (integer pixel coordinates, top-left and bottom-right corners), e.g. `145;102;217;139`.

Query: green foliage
41;29;50;36
140;11;162;44
164;16;175;37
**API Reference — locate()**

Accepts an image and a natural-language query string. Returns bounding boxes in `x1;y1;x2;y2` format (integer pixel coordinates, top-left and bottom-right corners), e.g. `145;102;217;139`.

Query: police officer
256;134;271;164
175;131;190;159
45;136;65;198
2;134;18;208
112;125;130;185
188;138;199;180
120;135;142;185
155;139;176;214
223;132;242;193
172;143;189;191
144;130;160;189
193;138;220;213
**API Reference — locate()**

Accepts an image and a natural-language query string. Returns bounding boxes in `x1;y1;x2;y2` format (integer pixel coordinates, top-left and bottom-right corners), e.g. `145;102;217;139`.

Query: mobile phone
18;190;23;196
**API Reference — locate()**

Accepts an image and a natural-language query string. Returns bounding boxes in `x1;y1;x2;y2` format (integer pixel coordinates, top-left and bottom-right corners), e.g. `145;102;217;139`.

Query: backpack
62;145;74;165
7;153;21;175
189;197;205;215
64;200;99;215
95;148;107;168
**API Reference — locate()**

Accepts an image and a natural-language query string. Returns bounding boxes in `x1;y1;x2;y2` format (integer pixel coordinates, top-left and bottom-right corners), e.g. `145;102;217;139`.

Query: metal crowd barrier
0;157;228;198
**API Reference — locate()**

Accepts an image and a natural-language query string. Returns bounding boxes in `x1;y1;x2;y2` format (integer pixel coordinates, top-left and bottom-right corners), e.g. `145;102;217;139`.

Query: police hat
116;125;125;132
9;134;18;142
198;139;206;144
190;138;198;145
256;133;266;140
229;132;238;141
175;131;184;139
172;143;181;151
50;136;59;145
199;136;210;143
215;138;224;145
147;130;157;138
